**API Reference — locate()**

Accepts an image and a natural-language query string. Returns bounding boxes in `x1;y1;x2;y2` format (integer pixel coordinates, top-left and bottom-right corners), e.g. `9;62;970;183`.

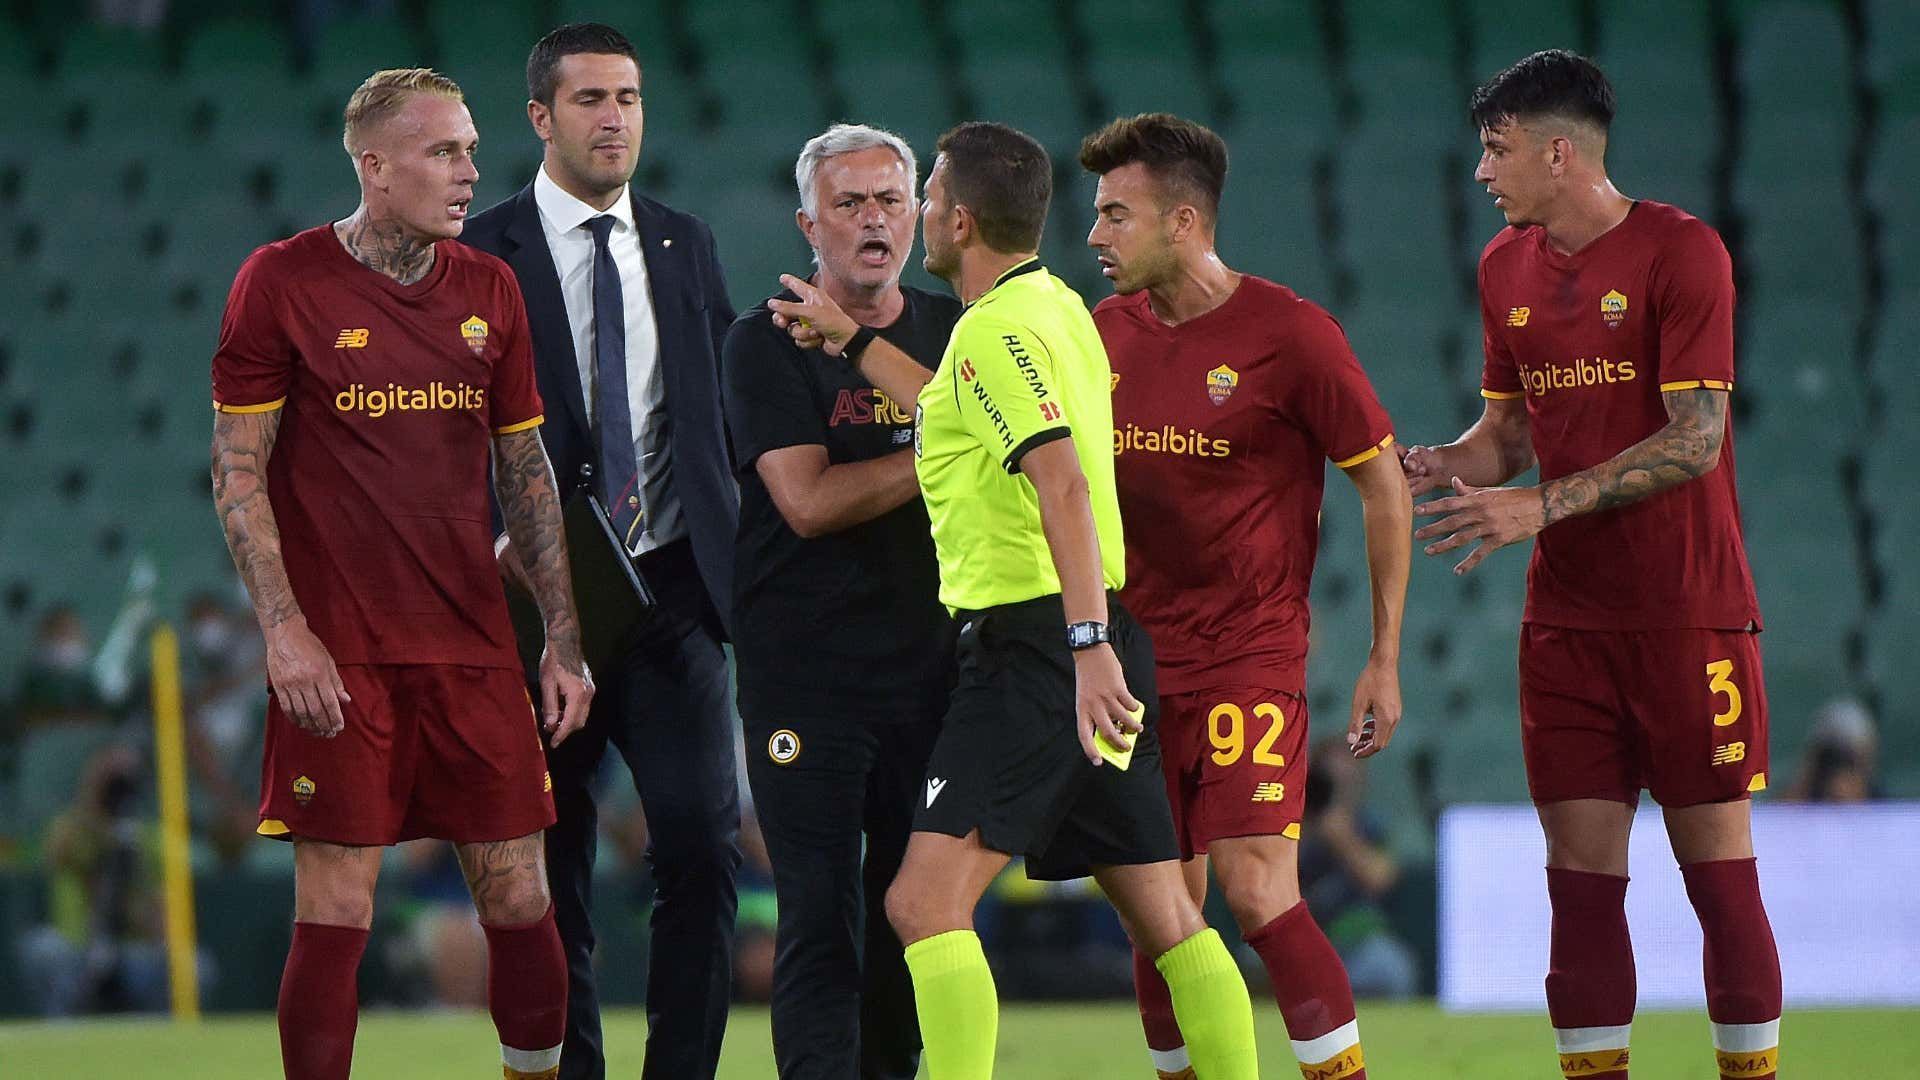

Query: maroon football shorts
1157;686;1309;858
1519;625;1770;807
258;664;555;846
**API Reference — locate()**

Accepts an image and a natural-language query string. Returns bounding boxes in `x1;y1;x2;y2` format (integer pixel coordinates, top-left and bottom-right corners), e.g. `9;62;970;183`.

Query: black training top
721;285;962;722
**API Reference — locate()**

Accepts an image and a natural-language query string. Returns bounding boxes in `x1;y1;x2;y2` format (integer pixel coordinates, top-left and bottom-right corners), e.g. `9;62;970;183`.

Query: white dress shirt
533;165;684;553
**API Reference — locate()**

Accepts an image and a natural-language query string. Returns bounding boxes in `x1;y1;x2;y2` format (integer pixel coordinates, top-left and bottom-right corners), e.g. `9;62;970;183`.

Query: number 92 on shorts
1157;686;1309;858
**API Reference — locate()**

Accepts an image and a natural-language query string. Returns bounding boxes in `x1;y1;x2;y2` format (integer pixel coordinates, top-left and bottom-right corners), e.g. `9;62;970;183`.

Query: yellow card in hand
1096;703;1145;770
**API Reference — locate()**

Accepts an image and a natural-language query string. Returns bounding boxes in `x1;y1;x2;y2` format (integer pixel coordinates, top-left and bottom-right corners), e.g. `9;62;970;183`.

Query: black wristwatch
1065;621;1111;651
839;325;877;361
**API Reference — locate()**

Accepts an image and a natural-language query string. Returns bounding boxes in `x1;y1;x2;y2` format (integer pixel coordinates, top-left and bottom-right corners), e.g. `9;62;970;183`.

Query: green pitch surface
2;1003;1911;1077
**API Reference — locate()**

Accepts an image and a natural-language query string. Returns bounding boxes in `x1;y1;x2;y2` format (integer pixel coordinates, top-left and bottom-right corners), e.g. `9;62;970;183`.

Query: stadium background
0;0;1912;1068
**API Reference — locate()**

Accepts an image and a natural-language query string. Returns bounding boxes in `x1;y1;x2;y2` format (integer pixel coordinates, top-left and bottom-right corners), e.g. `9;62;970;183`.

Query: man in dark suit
461;22;741;1080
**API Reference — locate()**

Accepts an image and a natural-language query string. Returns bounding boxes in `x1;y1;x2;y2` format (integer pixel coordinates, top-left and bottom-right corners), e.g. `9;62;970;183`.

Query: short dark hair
1469;49;1615;134
1077;113;1228;220
935;122;1052;254
527;22;639;107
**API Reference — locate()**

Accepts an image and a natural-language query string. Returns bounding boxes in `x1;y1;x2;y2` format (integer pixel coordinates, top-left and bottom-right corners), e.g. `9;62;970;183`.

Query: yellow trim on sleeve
1659;379;1733;392
1282;822;1302;840
492;414;545;435
1334;433;1396;470
1480;388;1525;400
256;818;291;837
213;397;287;414
1747;772;1767;793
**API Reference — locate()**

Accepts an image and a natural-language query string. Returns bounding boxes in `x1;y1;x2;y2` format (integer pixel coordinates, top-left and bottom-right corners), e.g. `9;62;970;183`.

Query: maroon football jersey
211;225;543;667
1098;276;1395;696
1478;200;1760;631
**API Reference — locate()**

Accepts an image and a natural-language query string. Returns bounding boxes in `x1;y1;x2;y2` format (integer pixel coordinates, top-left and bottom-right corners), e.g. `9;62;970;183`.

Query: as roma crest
460;315;489;356
1206;363;1239;405
1599;290;1628;330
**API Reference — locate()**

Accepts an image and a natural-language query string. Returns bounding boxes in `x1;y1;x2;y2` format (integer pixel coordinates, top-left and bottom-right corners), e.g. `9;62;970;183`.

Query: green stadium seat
427;0;543;86
1733;111;1851;209
182;17;297;78
702;51;830;134
1212;138;1327;298
1086;55;1214;129
1865;298;1918;402
1205;0;1326;61
1865;0;1920;90
1069;0;1211;122
1599;45;1720;183
1347;54;1464;152
1866;117;1920;294
949;0;1084;138
1335;136;1455;311
556;0;676;52
1215;51;1336;155
1596;0;1713;54
683;181;814;313
682;0;788;56
1344;0;1454;61
309;13;429;88
1735;1;1851;116
49;20;167;81
1464;0;1582;87
829;57;958;156
959;49;1085;150
1739;196;1867;313
1074;0;1195;57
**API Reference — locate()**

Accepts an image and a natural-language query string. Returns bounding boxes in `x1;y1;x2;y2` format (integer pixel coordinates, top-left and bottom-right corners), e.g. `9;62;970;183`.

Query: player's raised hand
1398;442;1449;498
1073;644;1143;766
767;274;858;353
539;646;594;747
1414;476;1546;574
264;617;351;738
1348;654;1402;758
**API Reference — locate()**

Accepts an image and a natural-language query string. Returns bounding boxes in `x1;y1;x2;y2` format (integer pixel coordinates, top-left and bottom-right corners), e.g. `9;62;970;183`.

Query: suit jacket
464;181;738;637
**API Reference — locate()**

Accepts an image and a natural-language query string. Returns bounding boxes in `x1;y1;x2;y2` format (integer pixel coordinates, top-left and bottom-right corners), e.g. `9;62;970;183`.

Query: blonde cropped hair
342;68;465;156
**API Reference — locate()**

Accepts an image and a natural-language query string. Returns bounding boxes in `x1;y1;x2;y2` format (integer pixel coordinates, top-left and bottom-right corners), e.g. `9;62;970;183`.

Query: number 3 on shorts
1706;659;1743;727
1208;701;1288;767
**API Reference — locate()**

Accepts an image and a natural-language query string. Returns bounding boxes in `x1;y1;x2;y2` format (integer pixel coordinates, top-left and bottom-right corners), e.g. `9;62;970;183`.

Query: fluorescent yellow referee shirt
913;259;1125;613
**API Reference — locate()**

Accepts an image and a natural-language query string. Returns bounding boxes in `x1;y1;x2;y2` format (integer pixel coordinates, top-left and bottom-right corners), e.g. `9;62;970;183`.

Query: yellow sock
1156;929;1259;1080
904;929;998;1079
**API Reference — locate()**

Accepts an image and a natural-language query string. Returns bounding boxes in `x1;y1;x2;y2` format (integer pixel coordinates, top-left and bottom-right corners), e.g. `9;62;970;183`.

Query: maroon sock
1681;859;1781;1080
484;905;568;1077
278;921;368;1080
1132;945;1186;1056
1545;868;1634;1079
1244;901;1366;1079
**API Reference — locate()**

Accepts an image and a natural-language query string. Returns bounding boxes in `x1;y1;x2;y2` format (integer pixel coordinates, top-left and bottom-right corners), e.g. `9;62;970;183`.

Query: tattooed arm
1412;388;1729;574
211;410;351;736
491;427;593;745
1539;387;1727;523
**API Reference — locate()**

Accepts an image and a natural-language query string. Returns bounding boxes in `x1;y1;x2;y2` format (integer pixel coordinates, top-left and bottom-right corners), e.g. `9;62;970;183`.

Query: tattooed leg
292;838;385;928
455;833;553;926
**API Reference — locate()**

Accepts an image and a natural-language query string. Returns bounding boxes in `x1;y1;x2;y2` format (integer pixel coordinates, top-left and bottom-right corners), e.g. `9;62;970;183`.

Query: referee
721;124;959;1080
769;122;1258;1080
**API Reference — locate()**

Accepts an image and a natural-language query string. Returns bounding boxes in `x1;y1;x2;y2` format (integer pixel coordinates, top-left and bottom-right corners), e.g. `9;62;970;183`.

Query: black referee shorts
915;593;1179;881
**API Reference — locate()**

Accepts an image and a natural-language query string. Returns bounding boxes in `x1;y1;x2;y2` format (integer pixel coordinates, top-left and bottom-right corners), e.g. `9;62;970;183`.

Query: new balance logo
925;777;948;807
1506;307;1531;327
1712;742;1747;766
335;328;370;349
1251;781;1286;803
